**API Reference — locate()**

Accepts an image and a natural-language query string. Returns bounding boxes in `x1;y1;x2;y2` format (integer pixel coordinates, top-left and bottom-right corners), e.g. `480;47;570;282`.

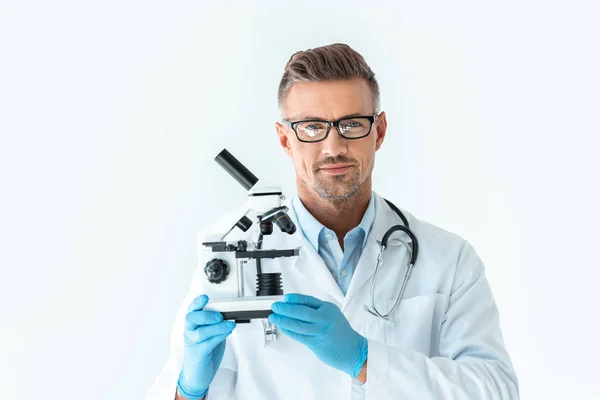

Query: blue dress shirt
291;192;376;296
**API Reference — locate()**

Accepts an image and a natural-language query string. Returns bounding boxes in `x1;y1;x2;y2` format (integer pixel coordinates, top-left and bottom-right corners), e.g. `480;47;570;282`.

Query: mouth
319;164;353;175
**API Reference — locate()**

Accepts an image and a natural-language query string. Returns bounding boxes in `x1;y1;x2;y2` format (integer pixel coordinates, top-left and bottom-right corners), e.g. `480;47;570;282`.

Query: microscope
199;149;300;341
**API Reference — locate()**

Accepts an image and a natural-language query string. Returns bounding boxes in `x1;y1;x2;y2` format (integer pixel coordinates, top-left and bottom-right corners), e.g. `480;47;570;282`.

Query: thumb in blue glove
178;294;236;399
268;293;368;378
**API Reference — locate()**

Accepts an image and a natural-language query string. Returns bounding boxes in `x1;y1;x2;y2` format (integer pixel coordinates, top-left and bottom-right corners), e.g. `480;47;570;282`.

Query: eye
340;121;362;131
306;124;323;131
300;123;326;137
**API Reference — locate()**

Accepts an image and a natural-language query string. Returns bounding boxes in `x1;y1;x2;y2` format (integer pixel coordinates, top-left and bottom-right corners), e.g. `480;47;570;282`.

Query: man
147;43;519;399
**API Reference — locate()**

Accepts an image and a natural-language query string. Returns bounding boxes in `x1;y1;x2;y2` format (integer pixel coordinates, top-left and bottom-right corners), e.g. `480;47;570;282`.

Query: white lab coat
146;191;519;400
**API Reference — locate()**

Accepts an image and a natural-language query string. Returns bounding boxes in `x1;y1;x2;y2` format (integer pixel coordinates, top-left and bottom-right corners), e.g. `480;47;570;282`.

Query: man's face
275;78;387;202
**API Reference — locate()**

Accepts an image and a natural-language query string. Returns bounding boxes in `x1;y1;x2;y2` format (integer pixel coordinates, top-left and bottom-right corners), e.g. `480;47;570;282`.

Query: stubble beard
309;169;365;204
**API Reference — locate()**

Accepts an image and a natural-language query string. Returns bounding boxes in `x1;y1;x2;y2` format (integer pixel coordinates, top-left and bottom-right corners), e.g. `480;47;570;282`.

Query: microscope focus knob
205;258;229;284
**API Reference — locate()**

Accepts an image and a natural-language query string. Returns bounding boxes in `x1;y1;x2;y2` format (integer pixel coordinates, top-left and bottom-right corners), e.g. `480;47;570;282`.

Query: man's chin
314;186;359;202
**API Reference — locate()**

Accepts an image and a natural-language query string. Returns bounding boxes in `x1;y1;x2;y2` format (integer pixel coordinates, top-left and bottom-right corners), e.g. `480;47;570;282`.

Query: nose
320;125;348;158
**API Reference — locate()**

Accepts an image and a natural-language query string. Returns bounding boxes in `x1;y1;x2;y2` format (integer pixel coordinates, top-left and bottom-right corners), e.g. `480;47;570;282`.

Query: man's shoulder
382;202;474;265
408;211;465;246
390;207;486;291
377;196;466;247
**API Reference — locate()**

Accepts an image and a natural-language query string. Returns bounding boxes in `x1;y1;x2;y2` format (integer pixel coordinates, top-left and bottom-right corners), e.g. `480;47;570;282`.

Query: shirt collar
291;191;376;252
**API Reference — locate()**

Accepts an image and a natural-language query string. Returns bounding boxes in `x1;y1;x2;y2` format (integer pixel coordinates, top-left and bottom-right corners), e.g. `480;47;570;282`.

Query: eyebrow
289;113;367;121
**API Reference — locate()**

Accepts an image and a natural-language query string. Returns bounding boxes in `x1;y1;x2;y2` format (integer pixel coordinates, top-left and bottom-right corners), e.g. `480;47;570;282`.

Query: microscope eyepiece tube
215;149;259;191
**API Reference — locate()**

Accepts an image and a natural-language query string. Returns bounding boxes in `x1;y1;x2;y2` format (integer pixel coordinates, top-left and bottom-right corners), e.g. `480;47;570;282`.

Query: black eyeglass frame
282;111;381;143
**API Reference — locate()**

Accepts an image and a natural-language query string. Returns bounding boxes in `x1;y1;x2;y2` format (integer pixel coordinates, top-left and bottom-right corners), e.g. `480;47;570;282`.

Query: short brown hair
277;43;380;116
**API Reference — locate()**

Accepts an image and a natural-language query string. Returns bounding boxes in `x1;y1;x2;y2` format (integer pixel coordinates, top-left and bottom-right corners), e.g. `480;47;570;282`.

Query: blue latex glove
178;294;236;400
268;293;368;378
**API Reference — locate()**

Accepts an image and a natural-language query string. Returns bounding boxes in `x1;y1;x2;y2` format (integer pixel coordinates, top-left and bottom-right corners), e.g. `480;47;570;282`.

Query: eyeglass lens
296;117;372;141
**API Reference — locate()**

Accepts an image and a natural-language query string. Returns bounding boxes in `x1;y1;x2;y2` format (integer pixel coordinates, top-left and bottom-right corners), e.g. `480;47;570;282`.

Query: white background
1;1;599;399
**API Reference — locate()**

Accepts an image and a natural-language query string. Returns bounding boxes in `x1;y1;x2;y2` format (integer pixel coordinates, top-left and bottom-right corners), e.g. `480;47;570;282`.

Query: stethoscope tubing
367;199;419;320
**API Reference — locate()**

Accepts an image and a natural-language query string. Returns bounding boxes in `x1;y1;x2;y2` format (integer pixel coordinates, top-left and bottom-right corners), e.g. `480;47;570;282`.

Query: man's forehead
284;79;373;120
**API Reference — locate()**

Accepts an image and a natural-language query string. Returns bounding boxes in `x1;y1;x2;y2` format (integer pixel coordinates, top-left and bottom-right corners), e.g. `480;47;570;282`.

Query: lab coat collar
282;191;411;310
291;191;376;253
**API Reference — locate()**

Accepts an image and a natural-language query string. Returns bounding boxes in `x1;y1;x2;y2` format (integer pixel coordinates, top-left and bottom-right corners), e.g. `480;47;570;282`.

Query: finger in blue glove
268;293;367;378
178;294;236;399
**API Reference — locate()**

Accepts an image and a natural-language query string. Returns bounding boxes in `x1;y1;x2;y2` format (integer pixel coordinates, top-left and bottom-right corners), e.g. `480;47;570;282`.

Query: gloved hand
178;294;236;400
268;293;368;378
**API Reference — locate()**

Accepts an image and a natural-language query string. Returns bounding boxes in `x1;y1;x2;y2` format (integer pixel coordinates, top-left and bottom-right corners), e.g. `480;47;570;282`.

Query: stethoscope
367;199;419;320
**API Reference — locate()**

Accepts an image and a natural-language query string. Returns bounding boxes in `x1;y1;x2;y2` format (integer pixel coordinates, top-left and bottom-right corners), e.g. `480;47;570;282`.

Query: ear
374;111;387;151
275;122;293;157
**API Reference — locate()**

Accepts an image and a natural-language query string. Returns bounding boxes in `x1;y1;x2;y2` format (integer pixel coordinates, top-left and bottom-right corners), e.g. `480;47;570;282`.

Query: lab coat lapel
282;198;346;306
293;235;346;306
342;192;411;311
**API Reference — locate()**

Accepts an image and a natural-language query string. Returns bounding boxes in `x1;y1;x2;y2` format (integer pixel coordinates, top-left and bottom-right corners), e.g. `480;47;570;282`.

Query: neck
296;179;373;240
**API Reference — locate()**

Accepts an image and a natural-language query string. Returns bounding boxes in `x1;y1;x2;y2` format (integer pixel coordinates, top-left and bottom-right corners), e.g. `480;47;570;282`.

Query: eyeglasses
282;112;381;143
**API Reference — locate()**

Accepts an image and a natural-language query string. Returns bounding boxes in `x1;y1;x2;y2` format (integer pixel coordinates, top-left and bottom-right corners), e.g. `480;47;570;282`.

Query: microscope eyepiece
215;149;259;191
